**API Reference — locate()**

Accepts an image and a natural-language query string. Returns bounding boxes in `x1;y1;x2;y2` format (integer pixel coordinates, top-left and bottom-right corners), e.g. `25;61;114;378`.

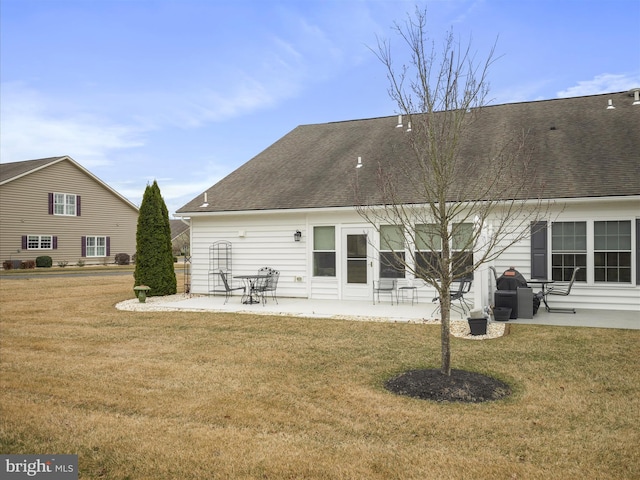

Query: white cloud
557;73;640;98
0;82;145;166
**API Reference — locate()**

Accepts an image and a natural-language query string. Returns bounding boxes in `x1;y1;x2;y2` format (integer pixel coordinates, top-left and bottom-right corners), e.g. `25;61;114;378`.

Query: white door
341;227;373;300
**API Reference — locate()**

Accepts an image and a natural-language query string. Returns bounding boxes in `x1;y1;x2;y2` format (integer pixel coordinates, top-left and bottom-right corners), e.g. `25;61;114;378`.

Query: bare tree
356;8;551;376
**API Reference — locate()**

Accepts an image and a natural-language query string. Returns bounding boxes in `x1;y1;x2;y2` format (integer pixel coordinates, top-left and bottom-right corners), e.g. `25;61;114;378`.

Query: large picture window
551;222;587;281
594;221;631;283
313;226;335;277
380;225;405;278
415;223;473;279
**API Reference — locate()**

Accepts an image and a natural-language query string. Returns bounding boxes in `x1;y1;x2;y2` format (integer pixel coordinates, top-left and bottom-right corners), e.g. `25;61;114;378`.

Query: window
380;225;405;278
551;222;587;282
415;223;473;279
85;236;107;257
26;235;53;249
415;224;441;279
54;193;77;216
313;226;335;277
594;221;631;283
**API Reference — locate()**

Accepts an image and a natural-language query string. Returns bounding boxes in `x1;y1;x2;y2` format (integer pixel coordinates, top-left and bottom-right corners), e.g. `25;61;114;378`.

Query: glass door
342;228;372;300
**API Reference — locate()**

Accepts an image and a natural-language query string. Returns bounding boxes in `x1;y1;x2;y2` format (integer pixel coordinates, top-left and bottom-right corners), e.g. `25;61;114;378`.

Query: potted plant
467;309;488;336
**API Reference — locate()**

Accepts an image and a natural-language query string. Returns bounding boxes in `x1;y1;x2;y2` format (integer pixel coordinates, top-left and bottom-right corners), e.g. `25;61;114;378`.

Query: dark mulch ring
385;369;512;403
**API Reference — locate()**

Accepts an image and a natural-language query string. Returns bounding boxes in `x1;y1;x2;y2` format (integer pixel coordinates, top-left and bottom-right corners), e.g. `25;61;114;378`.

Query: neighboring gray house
176;91;640;312
0;156;139;267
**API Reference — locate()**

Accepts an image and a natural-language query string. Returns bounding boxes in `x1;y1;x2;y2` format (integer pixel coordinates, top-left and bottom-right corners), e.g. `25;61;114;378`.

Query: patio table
234;274;271;304
527;279;555;311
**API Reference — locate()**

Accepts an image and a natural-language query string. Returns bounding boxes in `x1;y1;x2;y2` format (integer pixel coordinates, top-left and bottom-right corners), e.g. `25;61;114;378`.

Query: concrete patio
151;293;639;330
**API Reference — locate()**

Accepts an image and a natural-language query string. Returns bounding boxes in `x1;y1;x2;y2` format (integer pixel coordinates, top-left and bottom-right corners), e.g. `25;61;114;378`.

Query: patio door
341;228;373;300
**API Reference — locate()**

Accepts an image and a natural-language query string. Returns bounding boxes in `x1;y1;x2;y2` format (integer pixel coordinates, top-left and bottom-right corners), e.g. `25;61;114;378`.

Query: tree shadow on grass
385;369;511;403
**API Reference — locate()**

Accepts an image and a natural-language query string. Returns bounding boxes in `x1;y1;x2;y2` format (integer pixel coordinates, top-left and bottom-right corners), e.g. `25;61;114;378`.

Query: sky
2;0;639;217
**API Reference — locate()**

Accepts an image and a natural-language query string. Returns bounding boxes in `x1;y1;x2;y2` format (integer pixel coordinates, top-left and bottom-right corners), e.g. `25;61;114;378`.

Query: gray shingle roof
177;91;640;214
0;156;65;184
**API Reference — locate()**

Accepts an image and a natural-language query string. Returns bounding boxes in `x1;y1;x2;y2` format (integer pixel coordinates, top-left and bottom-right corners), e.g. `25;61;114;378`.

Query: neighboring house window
83;236;110;257
313;226;335;277
551;222;587;282
50;193;80;216
380;225;405;278
594;220;631;283
24;235;56;250
415;223;473;279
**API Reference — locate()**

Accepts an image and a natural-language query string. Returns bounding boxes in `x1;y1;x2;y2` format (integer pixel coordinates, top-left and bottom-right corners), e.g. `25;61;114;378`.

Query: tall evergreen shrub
134;181;177;296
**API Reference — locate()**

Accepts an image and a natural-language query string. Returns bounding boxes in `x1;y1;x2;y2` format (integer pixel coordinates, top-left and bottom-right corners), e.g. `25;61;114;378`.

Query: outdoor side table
399;286;418;305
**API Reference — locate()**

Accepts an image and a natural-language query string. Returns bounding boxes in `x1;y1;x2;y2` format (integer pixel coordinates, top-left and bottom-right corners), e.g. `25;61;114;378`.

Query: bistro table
527;279;555;312
234;274;271;304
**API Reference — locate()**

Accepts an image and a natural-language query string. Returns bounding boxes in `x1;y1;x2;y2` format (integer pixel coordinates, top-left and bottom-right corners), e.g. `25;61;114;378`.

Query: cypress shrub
133;181;177;296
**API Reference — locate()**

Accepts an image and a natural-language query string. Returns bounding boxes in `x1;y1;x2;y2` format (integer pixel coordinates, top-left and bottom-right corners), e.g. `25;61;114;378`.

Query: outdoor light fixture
294;230;302;242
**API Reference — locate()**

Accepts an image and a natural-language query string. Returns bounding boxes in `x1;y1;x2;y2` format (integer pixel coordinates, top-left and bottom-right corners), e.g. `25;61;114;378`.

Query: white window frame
27;235;53;250
86;236;107;257
54;193;77;216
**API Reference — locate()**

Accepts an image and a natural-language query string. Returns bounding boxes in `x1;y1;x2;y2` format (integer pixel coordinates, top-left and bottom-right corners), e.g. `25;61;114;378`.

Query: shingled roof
177;91;640;214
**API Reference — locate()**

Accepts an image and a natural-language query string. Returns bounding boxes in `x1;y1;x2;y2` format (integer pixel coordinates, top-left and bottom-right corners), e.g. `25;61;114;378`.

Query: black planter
493;307;512;321
468;317;488;336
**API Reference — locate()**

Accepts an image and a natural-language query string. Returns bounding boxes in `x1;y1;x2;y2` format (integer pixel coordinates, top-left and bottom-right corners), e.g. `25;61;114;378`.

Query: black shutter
531;221;548;279
22;235;27;250
53;236;58;250
81;236;86;257
106;237;111;257
76;196;81;216
48;193;54;215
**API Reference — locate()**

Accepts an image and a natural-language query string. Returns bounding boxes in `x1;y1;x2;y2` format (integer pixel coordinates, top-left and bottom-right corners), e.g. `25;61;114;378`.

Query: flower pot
493;307;512;322
468;317;488;336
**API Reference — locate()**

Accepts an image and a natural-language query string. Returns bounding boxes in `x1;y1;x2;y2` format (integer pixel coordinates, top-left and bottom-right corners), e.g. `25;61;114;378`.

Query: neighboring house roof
170;219;190;240
177;91;640;215
0;155;139;211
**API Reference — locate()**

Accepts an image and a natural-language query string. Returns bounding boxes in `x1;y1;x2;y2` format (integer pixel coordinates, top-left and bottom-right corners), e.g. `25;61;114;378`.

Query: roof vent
633;90;640;106
200;192;209;208
356;156;363;169
606;99;615;110
406;121;412;132
396;114;403;128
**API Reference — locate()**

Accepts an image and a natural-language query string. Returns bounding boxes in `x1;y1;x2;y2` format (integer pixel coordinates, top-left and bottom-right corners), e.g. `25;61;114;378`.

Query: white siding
186;196;640;312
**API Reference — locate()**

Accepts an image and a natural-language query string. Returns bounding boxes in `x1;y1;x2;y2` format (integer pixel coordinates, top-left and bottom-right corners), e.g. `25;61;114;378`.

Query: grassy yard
1;274;638;479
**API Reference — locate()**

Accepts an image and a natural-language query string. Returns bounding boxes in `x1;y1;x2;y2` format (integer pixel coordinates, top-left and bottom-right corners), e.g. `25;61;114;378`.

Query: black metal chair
542;267;581;313
219;270;245;304
261;269;280;305
252;267;274;306
433;278;473;316
373;279;396;305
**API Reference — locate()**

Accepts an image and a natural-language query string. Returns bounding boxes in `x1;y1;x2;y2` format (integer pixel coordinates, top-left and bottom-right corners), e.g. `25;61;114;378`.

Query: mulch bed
385;369;511;403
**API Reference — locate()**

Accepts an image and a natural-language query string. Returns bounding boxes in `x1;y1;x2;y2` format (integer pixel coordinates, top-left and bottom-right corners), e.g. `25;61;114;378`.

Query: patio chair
252;267;274;306
432;278;473;316
542;267;580;313
219;270;245;304
373;279;396;305
261;269;280;304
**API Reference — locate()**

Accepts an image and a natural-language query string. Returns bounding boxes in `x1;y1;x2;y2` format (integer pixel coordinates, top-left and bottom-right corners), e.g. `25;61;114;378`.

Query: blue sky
2;0;639;216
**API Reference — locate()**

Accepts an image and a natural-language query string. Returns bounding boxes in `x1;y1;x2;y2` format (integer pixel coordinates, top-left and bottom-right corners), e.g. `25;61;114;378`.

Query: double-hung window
54;193;77;216
551;222;587;281
594;221;631;283
313;226;336;277
85;236;107;257
379;225;405;278
415;223;474;279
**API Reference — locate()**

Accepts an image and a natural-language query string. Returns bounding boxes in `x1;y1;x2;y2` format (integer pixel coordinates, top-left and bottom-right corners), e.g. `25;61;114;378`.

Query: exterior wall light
294;230;302;242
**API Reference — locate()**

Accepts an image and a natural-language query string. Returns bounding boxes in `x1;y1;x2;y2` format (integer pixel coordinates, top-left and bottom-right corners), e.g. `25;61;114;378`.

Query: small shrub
76;259;85;267
57;260;69;268
114;253;130;265
36;256;53;268
22;260;36;269
3;260;13;270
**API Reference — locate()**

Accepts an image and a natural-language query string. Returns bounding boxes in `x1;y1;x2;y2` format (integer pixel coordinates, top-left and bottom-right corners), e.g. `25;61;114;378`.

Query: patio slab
152;294;639;329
